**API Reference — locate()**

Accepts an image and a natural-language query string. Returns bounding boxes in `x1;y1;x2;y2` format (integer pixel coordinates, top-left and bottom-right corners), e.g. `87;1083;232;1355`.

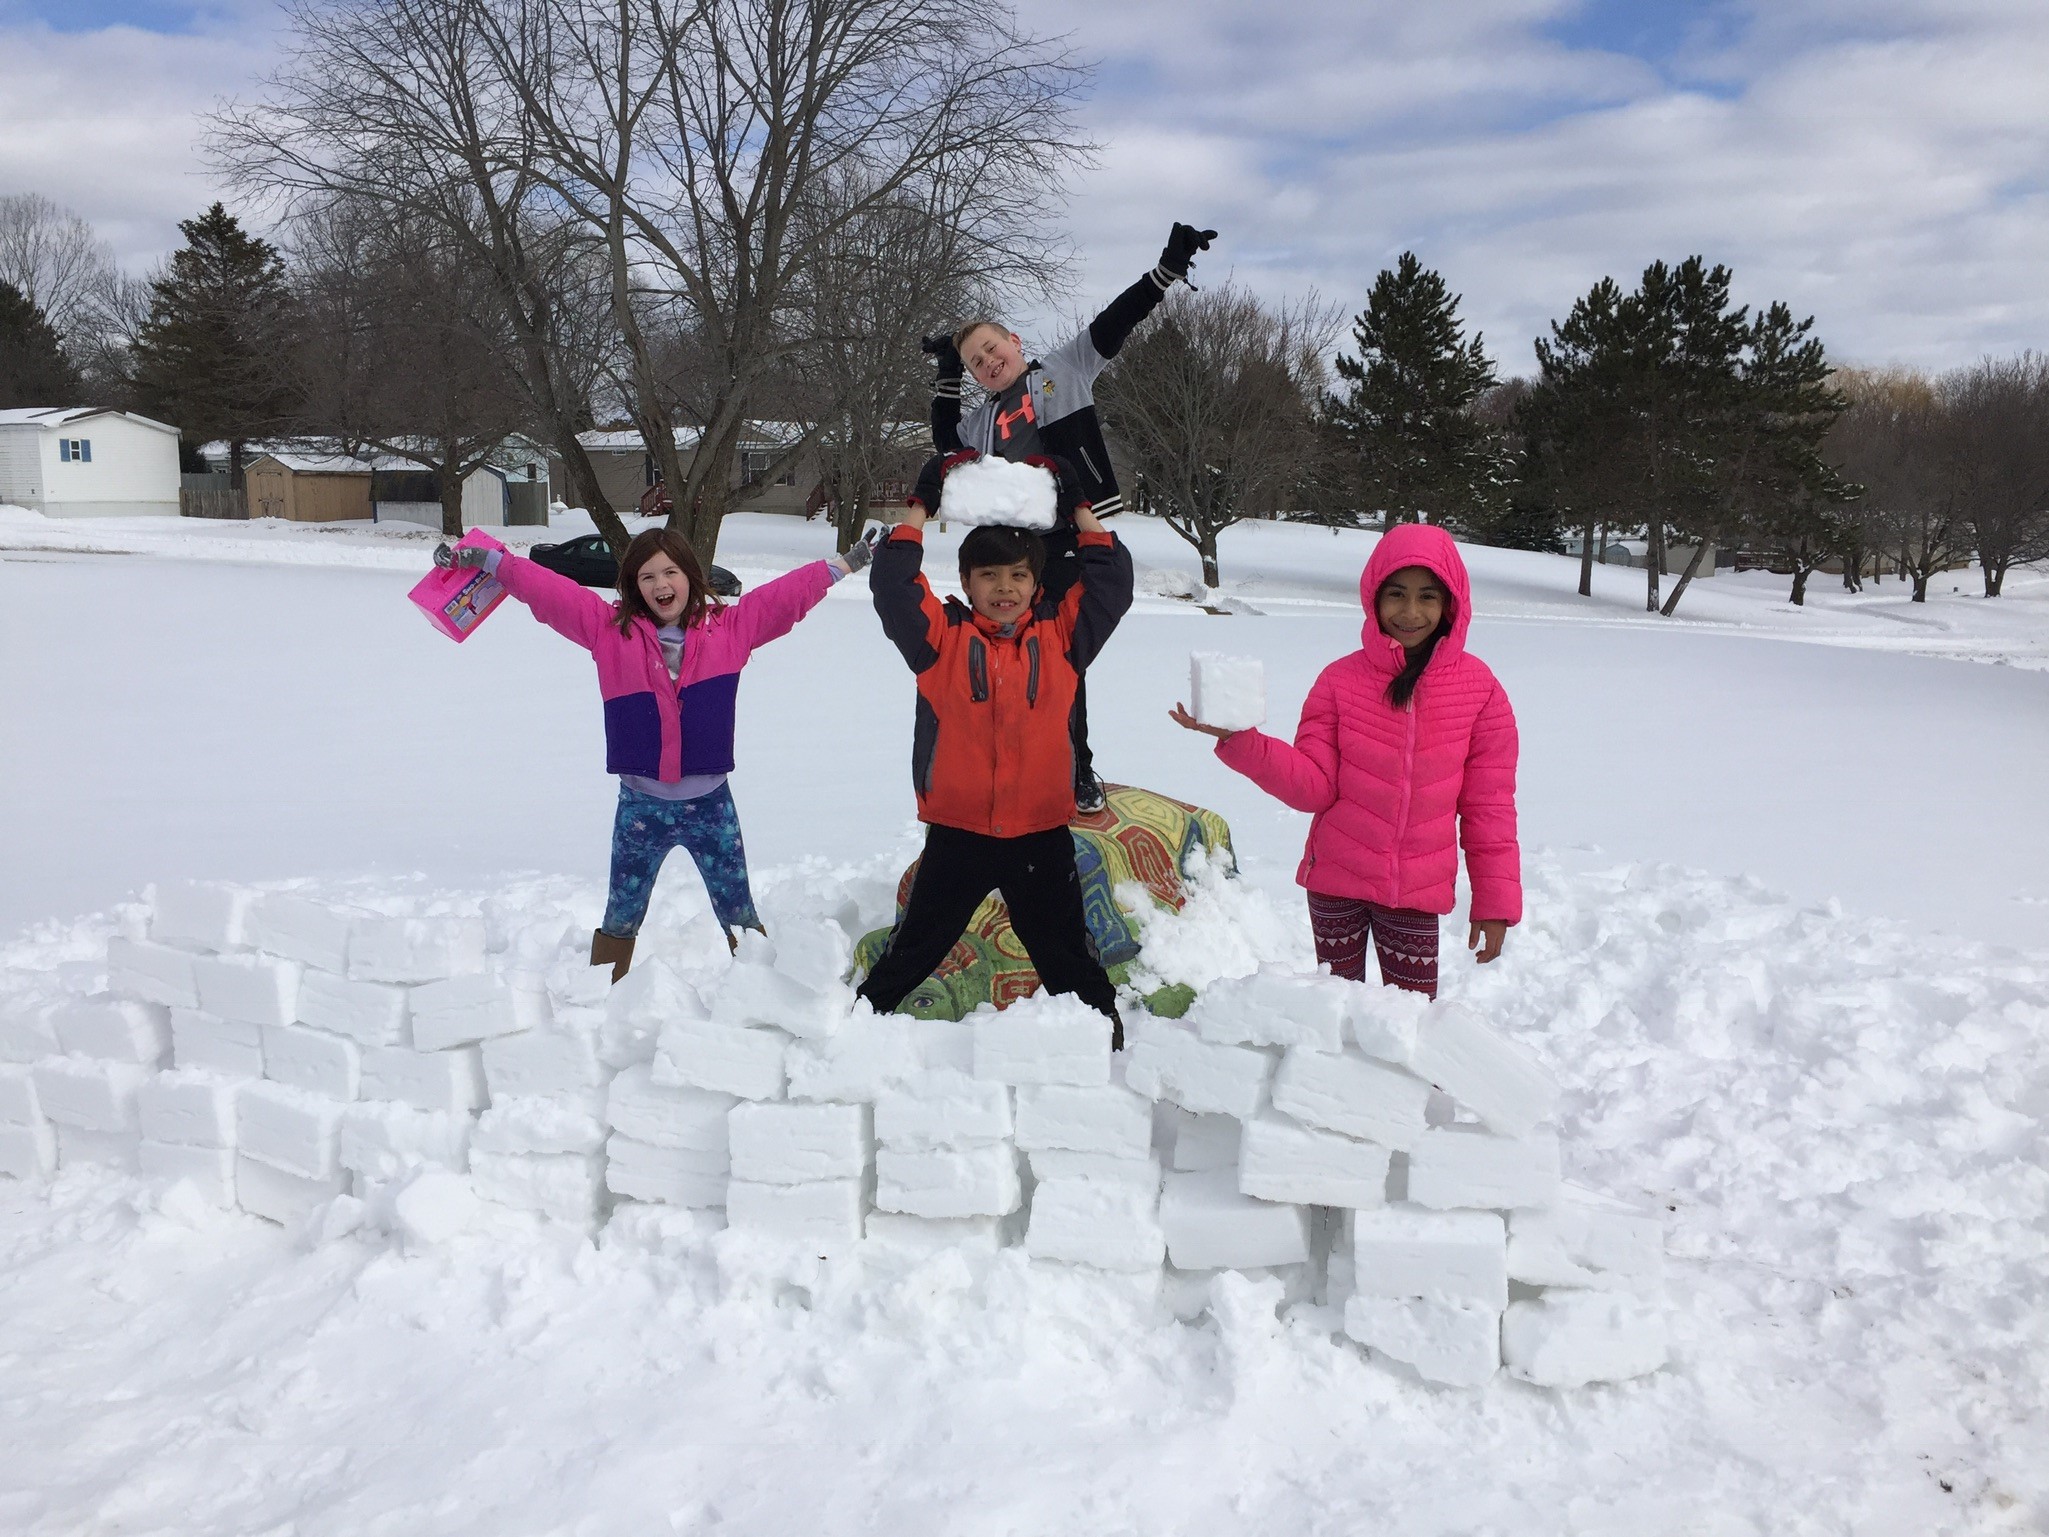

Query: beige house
575;422;816;516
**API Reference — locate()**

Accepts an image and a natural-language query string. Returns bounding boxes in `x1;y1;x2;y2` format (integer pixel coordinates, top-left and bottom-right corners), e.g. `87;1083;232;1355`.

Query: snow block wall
0;881;1668;1390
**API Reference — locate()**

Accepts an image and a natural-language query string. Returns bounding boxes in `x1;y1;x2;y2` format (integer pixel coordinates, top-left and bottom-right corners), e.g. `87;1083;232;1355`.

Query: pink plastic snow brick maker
408;528;511;642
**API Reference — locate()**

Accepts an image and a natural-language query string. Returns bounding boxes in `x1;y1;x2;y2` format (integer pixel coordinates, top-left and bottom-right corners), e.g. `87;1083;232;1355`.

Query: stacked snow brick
8;879;1669;1392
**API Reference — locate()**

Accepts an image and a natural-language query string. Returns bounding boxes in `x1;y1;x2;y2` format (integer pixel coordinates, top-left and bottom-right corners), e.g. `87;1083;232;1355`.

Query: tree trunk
439;463;465;538
1911;570;1930;602
1645;521;1663;612
1198;525;1221;590
1984;559;2005;597
1790;567;1810;606
1660;526;1714;616
1577;522;1594;597
554;429;631;555
676;414;744;566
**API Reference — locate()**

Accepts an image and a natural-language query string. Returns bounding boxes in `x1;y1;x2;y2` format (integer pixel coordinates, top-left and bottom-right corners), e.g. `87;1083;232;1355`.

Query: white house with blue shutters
0;407;182;518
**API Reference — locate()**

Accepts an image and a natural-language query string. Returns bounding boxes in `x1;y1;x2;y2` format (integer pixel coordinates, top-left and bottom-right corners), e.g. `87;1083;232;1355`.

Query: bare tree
1097;283;1339;590
453;0;1089;562
292;202;531;536
0;193;118;345
1946;352;2049;596
1828;367;1974;603
213;0;637;553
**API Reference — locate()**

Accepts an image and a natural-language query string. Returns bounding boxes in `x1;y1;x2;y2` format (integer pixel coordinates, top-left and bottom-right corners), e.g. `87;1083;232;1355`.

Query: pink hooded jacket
1214;524;1522;922
495;552;835;782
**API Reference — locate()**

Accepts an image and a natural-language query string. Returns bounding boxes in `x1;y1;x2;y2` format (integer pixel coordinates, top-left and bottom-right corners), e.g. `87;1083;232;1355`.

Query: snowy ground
3;507;2047;1535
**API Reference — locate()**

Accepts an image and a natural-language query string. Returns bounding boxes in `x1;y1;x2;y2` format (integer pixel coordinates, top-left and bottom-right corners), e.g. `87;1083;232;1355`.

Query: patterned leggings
601;781;762;938
1306;892;1440;998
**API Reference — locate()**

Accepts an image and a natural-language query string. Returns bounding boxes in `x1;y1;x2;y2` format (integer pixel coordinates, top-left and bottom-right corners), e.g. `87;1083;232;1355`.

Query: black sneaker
1074;771;1107;815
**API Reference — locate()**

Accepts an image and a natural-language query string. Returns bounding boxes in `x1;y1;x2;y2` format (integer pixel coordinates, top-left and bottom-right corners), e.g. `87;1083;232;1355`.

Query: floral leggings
1306;892;1440;998
600;781;762;939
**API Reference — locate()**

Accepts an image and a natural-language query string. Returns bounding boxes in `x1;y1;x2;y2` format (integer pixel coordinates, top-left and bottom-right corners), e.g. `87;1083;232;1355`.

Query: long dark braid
1386;617;1451;710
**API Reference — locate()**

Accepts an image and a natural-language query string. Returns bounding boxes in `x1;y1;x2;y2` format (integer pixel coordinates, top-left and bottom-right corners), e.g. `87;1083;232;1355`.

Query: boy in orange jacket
860;464;1134;1033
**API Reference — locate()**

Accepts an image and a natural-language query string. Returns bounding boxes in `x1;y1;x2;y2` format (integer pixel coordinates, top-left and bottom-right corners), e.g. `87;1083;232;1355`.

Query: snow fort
0;849;1668;1391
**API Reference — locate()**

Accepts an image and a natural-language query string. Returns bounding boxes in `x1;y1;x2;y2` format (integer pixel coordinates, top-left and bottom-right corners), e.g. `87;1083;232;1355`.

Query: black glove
434;542;492;571
920;332;964;381
1159;223;1217;279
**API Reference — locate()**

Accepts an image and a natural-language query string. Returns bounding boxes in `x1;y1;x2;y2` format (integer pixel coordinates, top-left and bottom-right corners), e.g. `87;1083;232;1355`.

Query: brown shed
245;452;375;522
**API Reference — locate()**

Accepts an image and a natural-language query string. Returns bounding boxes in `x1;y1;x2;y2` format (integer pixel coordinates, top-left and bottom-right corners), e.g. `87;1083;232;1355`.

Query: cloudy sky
3;0;2045;374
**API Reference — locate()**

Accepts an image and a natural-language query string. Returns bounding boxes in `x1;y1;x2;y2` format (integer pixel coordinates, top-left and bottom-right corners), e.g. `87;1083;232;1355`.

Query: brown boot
590;928;635;984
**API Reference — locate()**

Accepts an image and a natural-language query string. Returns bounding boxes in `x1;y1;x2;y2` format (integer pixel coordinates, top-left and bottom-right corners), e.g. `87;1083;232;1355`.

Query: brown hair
953;317;1010;354
615;527;722;634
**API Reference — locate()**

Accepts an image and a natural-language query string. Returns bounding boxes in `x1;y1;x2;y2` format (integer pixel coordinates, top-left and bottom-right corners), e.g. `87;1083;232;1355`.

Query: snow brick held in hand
1013;1081;1153;1159
33;1058;148;1133
347;915;487;985
605;1065;736;1152
1191;968;1347;1053
1507;1185;1665;1295
150;881;256;954
1343;1294;1500;1387
1502;1291;1668;1388
1407;1001;1560;1137
1026;1178;1166;1272
651;1017;788;1101
935;453;1058;530
51;998;170;1065
729;1102;870;1184
236;1082;346;1180
169;1008;263;1077
1270;1048;1432;1150
106;937;199;1009
261;1023;361;1101
971;995;1111;1086
1124;1019;1273;1118
1351;1206;1508;1311
785;1013;919;1102
1165;1108;1241;1171
1406;1125;1561;1211
249;894;363;974
295;971;409;1048
408;973;529;1053
727;1178;865;1250
1188;652;1266;732
1237;1112;1392;1208
875;1144;1021;1219
359;1044;486;1115
605;1136;727;1207
139;1141;235;1205
192;954;302;1029
235;1153;345;1225
875;1071;1012;1149
1158;1168;1311;1271
136;1071;238;1148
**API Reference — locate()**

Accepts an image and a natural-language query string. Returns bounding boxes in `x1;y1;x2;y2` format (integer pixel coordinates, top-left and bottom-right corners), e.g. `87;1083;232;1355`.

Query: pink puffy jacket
1214;524;1522;922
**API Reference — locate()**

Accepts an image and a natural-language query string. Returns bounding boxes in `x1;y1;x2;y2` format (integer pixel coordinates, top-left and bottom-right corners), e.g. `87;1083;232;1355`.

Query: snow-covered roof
246;452;381;475
0;407;178;435
577;420;811;454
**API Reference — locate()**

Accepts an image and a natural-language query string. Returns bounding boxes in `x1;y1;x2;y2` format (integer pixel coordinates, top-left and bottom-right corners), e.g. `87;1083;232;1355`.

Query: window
60;438;92;463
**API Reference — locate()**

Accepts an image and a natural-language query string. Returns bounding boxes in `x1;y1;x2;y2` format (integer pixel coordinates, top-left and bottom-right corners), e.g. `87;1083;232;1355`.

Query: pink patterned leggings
1306;892;1440;998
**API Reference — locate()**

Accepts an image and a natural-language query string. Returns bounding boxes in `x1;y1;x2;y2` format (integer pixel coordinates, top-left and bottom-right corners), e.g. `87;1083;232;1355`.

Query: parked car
528;534;743;596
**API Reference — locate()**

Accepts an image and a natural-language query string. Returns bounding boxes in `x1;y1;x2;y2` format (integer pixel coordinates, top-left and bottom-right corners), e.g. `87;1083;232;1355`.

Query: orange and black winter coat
870;523;1134;837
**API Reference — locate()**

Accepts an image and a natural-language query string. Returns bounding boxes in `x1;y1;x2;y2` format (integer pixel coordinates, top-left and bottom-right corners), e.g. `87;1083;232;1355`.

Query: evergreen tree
1324;252;1500;526
0;280;82;407
130;204;296;482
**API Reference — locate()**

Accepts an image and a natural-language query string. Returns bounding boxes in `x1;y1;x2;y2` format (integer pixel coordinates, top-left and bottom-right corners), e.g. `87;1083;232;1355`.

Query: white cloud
1;0;2043;371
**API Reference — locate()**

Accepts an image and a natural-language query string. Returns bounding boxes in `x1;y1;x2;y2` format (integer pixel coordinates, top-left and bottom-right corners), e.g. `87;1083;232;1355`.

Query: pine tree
130;204;296;482
1324;252;1500;526
0;280;82;407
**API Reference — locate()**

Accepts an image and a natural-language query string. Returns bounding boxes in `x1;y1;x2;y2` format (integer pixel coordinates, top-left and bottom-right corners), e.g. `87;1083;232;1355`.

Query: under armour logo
996;392;1037;442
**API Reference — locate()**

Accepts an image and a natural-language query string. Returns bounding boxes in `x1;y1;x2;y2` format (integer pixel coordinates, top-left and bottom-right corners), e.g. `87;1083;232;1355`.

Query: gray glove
839;528;880;573
434;542;491;571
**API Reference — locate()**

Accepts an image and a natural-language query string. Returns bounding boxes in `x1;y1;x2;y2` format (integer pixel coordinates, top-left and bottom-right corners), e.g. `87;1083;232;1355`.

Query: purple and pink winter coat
494;552;836;781
1213;523;1523;922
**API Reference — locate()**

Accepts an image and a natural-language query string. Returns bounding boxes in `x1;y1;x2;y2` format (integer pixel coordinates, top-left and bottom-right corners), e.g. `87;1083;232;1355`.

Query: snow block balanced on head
851;786;1235;1021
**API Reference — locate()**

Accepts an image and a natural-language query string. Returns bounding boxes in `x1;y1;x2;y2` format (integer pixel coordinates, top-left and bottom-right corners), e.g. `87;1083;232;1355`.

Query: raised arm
1080;223;1219;365
923;333;965;453
1212;669;1342;814
1458;681;1523;924
717;559;837;657
1055;511;1135;671
869;518;948;673
491;550;618;653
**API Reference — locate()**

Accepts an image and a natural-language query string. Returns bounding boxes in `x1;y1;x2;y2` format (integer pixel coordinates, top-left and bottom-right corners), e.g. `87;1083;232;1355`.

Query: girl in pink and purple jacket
439;526;869;979
1171;523;1520;998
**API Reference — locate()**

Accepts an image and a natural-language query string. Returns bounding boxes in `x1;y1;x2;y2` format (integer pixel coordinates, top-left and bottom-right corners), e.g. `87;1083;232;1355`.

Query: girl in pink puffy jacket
1170;523;1520;997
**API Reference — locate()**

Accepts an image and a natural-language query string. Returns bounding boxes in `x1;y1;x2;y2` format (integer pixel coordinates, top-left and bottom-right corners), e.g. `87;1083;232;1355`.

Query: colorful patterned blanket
852;783;1234;1020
